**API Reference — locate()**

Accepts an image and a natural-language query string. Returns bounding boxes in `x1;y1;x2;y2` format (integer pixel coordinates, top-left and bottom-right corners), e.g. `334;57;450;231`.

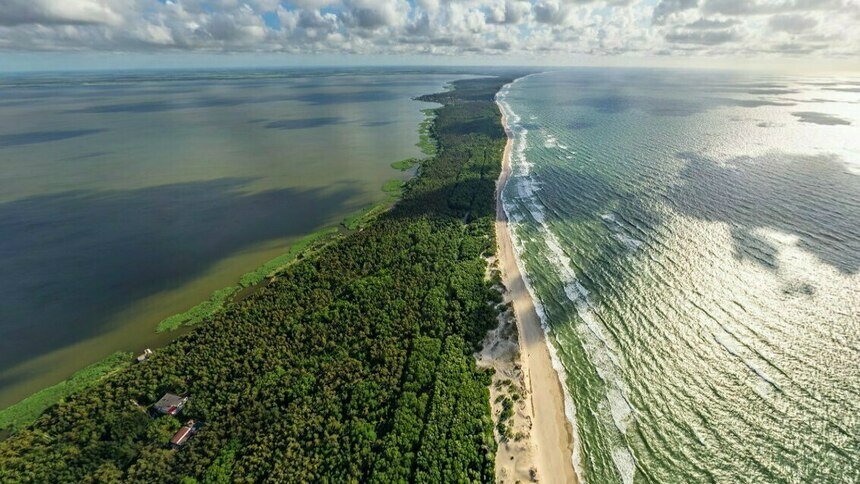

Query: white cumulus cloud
0;0;857;63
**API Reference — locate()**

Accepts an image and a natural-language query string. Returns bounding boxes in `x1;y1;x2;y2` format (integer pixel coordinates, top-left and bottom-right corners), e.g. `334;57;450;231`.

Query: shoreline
0;105;435;424
0;75;529;482
494;88;580;483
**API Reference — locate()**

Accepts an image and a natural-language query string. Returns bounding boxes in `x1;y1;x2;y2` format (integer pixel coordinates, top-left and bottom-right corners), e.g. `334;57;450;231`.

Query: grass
417;108;438;156
156;286;240;333
382;179;405;197
390;158;417;171
342;203;389;231
157;228;341;333
0;352;132;432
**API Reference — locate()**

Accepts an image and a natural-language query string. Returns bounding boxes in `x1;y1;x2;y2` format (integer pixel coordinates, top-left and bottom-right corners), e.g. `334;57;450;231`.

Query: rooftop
153;393;187;416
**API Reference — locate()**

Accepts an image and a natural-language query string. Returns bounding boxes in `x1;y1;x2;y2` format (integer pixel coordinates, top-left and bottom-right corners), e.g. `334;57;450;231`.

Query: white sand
490;104;580;484
476;273;538;483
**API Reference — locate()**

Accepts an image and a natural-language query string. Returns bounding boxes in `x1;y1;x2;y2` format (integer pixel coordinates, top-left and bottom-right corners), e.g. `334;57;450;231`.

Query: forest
0;75;516;483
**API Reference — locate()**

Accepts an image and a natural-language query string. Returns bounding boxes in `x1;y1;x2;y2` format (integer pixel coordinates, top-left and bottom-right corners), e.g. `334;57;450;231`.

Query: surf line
495;74;585;484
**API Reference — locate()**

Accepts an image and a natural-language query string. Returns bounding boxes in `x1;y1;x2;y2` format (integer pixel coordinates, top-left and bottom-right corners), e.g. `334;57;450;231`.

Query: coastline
494;87;580;483
0;75;521;481
0;106;436;427
0;72;446;415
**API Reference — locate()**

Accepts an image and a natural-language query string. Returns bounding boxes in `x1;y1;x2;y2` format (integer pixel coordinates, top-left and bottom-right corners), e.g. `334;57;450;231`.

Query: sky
1;0;859;72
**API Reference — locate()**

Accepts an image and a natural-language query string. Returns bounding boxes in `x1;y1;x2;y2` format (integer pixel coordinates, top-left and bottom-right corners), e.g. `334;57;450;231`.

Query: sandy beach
493;97;579;484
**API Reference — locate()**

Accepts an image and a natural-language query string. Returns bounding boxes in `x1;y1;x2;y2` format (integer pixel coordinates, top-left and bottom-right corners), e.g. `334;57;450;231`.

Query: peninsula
0;75;558;483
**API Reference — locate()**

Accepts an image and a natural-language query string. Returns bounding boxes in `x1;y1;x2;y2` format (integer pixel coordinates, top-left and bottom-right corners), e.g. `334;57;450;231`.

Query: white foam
611;446;636;484
602;213;643;251
614;233;644;251
497;79;638;483
497;79;587;482
608;387;634;434
714;327;779;393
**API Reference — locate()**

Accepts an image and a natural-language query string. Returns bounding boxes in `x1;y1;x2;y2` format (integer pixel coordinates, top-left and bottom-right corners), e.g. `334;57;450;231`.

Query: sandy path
495;99;580;484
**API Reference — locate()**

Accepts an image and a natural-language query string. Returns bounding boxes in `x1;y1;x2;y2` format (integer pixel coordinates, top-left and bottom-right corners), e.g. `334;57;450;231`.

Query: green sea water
499;70;859;482
0;68;462;409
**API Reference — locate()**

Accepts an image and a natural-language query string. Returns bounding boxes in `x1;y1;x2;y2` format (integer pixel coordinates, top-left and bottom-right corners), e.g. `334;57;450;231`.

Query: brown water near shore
0;70;462;410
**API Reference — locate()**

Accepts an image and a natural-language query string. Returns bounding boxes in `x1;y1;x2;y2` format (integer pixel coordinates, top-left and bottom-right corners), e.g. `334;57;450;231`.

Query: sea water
498;69;859;482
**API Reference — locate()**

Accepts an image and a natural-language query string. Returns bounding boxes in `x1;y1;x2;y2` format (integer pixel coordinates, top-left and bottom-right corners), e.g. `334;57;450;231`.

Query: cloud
0;0;124;26
703;0;848;16
486;1;531;24
685;17;739;29
665;28;741;44
341;0;407;30
0;0;857;63
533;0;571;25
768;14;818;32
652;0;699;25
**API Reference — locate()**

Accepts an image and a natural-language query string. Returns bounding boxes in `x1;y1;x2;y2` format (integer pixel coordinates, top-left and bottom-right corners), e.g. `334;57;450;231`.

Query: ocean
0;68;461;408
498;69;859;482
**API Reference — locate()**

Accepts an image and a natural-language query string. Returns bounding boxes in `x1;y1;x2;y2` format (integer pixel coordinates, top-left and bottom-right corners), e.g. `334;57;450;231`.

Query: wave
497;78;635;483
495;68;860;483
602;213;644;251
498;77;636;484
497;77;588;483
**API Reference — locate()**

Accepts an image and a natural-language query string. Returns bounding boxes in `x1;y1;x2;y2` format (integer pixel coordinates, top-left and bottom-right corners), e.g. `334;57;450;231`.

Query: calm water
499;70;859;482
0;68;460;408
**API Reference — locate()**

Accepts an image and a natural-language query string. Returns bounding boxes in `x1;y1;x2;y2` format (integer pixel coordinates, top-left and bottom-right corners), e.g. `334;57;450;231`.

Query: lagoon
0;68;459;408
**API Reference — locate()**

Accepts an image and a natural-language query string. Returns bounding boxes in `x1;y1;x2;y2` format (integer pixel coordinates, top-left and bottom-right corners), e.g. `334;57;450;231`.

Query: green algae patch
342;201;394;231
238;228;340;287
390;158;417;171
382;179;405;197
417;108;438;156
0;352;132;432
156;286;239;333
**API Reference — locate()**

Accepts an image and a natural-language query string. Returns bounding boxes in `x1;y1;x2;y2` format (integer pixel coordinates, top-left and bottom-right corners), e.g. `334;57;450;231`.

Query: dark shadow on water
0;177;361;380
263;117;343;130
62;151;112;161
362;120;397;127
561;94;796;117
670;152;860;274
746;88;799;95
287;90;402;105
791;112;852;126
569;121;595;130
68;90;401;114
66;96;297;114
726;99;796;108
781;280;816;297
0;129;106;148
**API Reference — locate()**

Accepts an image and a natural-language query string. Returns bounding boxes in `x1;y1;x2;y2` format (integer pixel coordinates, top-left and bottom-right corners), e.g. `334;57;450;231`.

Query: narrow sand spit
490;100;580;484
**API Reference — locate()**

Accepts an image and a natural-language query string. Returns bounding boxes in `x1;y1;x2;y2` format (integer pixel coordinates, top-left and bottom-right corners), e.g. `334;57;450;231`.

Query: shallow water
499;69;860;482
0;68;459;408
